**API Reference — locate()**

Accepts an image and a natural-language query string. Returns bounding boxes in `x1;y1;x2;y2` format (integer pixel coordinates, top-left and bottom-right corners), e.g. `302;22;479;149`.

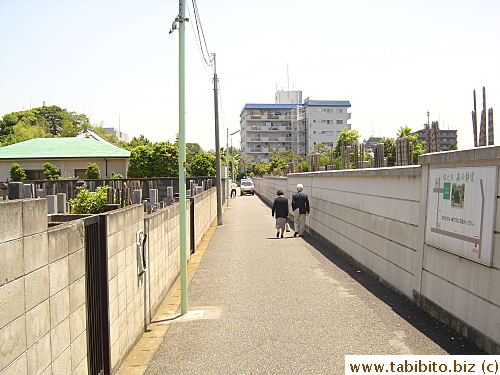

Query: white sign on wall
425;166;497;266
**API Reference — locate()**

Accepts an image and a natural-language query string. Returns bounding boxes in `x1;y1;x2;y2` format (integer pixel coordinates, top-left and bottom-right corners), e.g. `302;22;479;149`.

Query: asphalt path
144;192;484;374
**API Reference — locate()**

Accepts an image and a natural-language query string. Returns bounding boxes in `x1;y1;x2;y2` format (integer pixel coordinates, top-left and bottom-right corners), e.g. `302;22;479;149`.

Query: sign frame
425;166;498;266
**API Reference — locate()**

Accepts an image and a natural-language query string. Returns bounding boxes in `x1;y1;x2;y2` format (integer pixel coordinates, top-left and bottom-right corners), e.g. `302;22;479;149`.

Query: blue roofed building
240;90;351;163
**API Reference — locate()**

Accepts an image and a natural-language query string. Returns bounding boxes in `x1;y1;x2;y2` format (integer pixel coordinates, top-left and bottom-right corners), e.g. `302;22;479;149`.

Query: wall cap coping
287;165;421;178
419;145;500;165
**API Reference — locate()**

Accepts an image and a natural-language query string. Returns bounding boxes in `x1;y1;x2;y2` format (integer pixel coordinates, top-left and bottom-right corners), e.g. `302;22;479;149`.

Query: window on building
336;109;343;113
336;120;343;124
25;169;46;180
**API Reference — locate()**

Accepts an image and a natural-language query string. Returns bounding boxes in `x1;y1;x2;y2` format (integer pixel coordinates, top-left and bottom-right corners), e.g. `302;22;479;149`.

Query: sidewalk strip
117;223;218;375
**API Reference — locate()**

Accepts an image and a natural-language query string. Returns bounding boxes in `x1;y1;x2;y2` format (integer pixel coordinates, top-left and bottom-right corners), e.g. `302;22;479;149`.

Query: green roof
0;138;130;159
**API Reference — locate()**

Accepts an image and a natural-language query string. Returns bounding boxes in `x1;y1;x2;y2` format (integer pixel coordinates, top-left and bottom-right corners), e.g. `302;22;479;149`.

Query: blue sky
1;0;499;151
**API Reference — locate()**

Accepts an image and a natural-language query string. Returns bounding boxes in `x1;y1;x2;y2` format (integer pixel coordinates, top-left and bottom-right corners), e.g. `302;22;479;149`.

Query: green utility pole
178;0;188;315
213;53;223;225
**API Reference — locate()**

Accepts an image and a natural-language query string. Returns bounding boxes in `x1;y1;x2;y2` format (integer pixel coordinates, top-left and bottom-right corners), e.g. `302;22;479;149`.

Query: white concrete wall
417;148;500;354
0;199;88;375
255;147;500;353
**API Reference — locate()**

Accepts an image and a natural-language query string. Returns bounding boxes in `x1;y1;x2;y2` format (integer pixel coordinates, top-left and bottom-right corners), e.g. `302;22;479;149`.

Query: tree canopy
127;141;179;178
0;105;90;145
190;152;216;177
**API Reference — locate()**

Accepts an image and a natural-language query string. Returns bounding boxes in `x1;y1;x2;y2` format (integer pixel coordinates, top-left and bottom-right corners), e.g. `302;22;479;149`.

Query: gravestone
8;182;24;200
57;193;67;214
133;190;142;205
47;195;58;214
24;184;33;198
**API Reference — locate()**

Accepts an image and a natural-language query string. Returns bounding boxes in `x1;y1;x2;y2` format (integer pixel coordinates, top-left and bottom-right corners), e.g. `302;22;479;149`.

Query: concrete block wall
192;188;217;250
106;205;145;371
0;199;87;375
144;202;182;322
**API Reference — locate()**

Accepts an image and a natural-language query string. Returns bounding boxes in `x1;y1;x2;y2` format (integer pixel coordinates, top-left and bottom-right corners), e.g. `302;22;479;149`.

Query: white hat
296;184;303;191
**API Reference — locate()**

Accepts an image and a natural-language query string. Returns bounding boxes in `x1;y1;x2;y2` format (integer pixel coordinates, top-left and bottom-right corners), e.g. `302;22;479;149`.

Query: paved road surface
144;193;484;374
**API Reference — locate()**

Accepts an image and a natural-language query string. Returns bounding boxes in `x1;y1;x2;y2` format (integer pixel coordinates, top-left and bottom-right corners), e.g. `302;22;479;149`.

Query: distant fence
1;176;218;202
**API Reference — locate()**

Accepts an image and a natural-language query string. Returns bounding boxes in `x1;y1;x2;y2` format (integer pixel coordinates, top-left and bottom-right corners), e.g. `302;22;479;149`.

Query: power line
188;0;214;70
186;3;212;81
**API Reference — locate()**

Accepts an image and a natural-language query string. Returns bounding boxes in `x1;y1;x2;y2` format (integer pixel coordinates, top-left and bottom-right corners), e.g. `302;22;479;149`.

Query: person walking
272;189;289;238
291;183;309;237
230;182;237;198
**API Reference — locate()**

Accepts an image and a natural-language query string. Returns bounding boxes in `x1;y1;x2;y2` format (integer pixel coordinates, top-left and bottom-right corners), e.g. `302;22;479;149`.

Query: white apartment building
240;91;351;162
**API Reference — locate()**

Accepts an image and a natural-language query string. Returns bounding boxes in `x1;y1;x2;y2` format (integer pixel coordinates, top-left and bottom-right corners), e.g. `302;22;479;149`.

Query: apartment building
412;127;458;152
240;91;351;162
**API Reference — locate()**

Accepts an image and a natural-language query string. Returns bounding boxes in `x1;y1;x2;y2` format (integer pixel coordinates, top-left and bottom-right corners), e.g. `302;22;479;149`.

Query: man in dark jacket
272;190;289;238
291;183;309;237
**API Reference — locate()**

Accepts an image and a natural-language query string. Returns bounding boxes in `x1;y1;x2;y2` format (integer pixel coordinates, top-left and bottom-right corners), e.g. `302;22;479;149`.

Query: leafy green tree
127;145;153;178
0;113;21;136
127;141;179;178
9;163;27;181
70;186;111;214
333;128;361;158
248;160;270;176
86;163;101;179
397;126;425;164
190;152;216;176
381;138;396;166
448;143;457;150
298;161;309;172
0;106;90;145
111;172;123;179
2;120;48;145
43;162;60;180
128;135;153;149
150;142;178;177
31;105;89;136
186;143;202;163
269;149;299;175
329;128;362;169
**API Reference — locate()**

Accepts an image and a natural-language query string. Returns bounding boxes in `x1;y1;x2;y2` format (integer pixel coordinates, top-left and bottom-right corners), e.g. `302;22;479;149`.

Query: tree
298;161;309;172
31;105;89;136
43;162;60;180
70;186;111;214
127;145;153;178
269;149;299;175
150;142;178;177
381;138;396;166
127;141;179;178
190;152;216;176
397;126;425;164
333;128;361;158
312;144;334;167
448;143;457;151
332;128;362;169
86;163;101;179
0;106;90;145
248;160;270;176
129;135;153;149
9;163;27;181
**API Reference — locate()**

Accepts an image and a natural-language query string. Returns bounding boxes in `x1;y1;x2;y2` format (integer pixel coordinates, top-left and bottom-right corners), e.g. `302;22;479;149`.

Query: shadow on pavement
300;233;486;355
